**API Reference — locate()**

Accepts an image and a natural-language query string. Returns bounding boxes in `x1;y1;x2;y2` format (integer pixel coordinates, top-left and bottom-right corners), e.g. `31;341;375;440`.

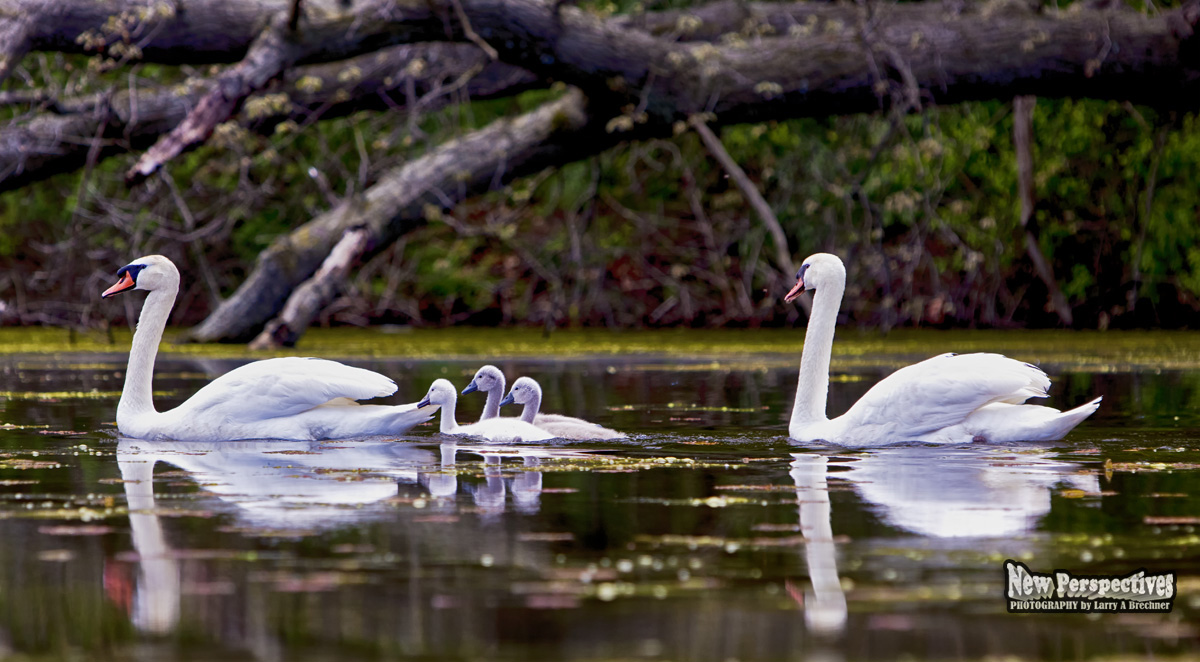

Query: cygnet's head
498;376;542;407
462;365;504;395
784;253;846;302
101;255;180;298
417;379;457;409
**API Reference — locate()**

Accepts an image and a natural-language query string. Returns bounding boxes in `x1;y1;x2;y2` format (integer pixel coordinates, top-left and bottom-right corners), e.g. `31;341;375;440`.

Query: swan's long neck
439;395;459;433
791;278;844;428
482;375;505;421
118;286;176;426
520;386;542;424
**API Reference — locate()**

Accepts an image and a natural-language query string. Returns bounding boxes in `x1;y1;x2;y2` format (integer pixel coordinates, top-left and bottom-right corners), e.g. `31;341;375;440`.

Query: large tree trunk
5;0;1200;121
0;43;535;192
6;0;1200;192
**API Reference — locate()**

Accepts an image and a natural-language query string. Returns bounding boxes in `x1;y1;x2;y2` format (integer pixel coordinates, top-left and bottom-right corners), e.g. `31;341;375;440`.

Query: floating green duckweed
6;326;1200;371
0;458;63;470
0;390;123;400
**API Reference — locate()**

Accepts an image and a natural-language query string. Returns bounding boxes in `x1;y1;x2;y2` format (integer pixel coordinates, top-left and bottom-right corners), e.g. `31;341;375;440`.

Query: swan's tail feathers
1015;362;1052;402
389;403;436;434
1046;396;1102;440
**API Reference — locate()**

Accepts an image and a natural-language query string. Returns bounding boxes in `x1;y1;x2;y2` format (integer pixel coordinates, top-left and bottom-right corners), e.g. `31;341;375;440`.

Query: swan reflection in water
789;445;1101;635
791;454;848;635
112;438;576;634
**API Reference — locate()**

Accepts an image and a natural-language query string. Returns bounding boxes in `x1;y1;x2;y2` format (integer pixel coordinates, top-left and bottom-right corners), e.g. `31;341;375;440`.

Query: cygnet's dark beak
462;382;478;395
498;393;515;407
417;396;432;408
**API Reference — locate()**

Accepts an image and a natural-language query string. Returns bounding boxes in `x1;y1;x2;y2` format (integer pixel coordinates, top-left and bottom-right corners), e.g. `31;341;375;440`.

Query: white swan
417;379;555;442
784;253;1101;446
499;377;627;440
101;255;432;441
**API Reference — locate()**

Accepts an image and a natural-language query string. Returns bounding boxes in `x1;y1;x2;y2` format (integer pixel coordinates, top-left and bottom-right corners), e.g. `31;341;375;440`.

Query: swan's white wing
838;353;1051;438
180;357;397;422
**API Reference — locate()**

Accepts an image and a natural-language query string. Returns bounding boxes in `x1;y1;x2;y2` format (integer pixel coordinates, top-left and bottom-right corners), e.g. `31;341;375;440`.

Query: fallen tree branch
126;15;298;184
9;0;294;67
0;43;536;193
249;226;370;349
185;88;631;343
6;0;1200;190
7;0;1200;120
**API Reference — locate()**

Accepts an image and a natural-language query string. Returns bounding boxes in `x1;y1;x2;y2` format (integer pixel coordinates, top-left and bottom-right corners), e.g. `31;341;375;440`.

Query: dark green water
0;330;1197;661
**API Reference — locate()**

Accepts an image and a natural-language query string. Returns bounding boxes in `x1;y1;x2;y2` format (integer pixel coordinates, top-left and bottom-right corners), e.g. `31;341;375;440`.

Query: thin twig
449;0;499;61
289;0;304;32
688;116;797;276
159;168;225;305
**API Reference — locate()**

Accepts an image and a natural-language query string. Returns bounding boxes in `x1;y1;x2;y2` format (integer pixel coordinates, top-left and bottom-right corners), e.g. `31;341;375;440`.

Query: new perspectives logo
1005;560;1176;613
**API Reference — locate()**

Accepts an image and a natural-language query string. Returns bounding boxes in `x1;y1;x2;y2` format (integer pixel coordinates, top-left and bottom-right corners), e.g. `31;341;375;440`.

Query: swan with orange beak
102;254;431;441
782;252;1100;446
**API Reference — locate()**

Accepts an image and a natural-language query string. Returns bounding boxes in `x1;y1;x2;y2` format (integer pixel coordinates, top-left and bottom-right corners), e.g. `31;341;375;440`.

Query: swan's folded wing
182;357;398;422
839;353;1051;438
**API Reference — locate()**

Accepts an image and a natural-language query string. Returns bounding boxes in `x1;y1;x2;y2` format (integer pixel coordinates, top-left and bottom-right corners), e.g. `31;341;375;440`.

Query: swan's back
180;357;397;422
837;353;1053;440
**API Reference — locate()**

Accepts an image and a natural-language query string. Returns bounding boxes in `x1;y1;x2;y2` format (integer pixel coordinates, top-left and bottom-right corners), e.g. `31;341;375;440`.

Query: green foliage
2;32;1199;329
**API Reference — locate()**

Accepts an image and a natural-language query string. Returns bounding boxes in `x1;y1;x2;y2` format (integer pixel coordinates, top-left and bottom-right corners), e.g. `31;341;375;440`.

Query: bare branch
450;0;500;61
688;115;796;278
1014;94;1073;326
186;88;614;342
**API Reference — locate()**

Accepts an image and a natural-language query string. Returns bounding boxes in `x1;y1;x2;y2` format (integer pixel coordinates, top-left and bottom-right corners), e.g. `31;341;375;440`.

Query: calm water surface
0;329;1198;661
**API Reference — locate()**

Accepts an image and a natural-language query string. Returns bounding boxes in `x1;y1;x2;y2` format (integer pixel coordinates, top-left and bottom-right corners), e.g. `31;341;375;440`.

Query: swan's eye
116;263;148;283
797;263;810;281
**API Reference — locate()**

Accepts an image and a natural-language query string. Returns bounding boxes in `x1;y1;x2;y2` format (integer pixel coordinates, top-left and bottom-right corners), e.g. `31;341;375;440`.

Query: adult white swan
418;379;555;442
102;255;431;441
783;253;1101;446
499;377;627;440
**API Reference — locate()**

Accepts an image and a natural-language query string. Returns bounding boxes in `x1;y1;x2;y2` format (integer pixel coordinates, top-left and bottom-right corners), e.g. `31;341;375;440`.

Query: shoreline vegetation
3;326;1200;371
3;2;1200;340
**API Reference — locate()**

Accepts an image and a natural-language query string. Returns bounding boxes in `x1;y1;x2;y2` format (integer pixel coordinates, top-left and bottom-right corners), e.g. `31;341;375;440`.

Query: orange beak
784;276;806;303
102;272;137;298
